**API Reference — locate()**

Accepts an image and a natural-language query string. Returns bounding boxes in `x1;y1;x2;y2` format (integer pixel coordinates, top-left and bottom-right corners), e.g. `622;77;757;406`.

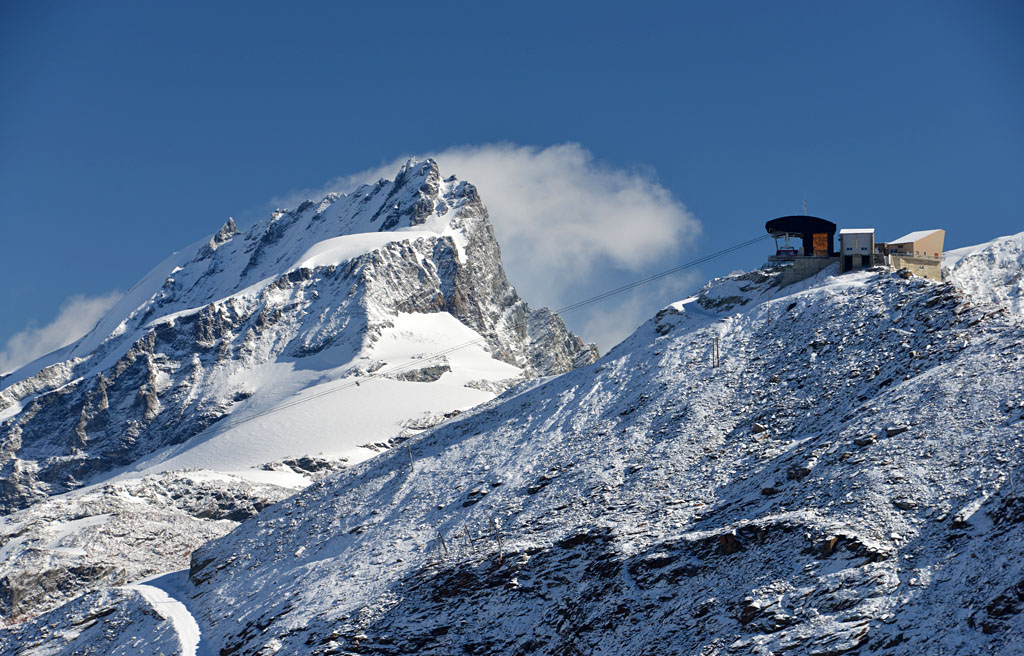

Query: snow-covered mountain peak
0;160;596;516
139;157;474;321
0;159;475;391
199;217;240;256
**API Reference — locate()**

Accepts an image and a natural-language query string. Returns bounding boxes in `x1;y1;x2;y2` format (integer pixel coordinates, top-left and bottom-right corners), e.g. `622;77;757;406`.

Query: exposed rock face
0;471;293;621
0;160;596;514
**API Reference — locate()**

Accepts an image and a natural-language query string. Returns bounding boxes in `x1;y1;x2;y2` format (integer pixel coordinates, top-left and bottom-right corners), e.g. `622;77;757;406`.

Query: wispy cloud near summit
0;292;122;375
274;143;702;349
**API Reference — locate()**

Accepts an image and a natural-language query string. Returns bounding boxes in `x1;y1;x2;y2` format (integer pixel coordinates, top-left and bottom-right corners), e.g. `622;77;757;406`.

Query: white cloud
433;144;700;280
273;143;704;349
283;143;699;285
0;291;122;375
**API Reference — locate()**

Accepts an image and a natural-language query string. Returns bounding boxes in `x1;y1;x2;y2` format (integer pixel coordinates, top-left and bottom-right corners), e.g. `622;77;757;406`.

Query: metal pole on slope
436;530;449;560
490;516;504;565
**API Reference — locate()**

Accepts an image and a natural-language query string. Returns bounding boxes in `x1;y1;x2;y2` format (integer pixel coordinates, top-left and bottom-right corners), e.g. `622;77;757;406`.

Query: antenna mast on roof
802;196;807;216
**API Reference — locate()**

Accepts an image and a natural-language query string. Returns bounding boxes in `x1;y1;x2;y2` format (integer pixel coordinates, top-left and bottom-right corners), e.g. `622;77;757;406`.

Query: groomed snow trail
128;581;201;656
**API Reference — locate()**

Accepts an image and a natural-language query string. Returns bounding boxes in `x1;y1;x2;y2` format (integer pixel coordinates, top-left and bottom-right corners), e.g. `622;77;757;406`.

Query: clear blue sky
1;1;1022;355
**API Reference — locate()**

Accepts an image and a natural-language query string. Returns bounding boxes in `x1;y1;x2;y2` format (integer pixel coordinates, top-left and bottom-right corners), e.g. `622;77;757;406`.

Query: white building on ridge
839;228;875;273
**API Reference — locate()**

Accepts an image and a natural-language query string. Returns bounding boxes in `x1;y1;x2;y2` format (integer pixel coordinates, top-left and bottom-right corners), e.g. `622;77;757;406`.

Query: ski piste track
128;573;201;656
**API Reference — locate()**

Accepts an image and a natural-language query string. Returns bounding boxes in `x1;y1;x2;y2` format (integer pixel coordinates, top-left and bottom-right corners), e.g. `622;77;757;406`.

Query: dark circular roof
765;215;836;234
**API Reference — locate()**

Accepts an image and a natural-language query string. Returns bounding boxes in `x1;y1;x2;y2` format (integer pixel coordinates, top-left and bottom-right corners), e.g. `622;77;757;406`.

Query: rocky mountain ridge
943;229;1024;315
0;159;596;514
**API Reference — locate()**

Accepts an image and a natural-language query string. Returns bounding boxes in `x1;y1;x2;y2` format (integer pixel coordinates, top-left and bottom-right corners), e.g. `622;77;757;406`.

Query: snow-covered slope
14;261;1020;655
185;266;1023;655
0;159;596;514
944;230;1024;316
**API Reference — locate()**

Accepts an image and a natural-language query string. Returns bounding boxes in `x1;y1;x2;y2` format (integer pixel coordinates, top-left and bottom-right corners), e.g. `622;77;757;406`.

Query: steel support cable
181;233;772;434
554;234;771;314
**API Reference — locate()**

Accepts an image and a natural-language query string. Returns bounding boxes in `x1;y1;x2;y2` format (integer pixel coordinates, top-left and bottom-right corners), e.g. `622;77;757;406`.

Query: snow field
125;312;522;482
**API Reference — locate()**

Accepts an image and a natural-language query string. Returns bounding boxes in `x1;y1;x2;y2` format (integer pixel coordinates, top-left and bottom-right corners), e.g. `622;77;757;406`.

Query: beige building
882;229;945;281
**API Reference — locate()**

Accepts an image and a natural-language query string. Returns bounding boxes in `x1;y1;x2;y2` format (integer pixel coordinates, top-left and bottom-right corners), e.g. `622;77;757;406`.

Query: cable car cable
165;232;772;436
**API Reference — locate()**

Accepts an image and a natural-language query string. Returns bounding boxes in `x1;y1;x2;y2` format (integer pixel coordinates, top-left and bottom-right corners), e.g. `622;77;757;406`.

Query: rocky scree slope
26;257;1018;655
0;159;596;514
0;470;294;622
1;585;185;655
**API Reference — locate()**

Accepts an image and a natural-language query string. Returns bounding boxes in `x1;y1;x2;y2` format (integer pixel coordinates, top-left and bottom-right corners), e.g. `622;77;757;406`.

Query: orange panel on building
812;233;828;256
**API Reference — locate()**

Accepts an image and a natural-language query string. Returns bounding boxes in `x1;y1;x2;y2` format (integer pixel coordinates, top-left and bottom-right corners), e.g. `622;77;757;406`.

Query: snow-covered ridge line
943;230;1024;316
127;574;201;656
